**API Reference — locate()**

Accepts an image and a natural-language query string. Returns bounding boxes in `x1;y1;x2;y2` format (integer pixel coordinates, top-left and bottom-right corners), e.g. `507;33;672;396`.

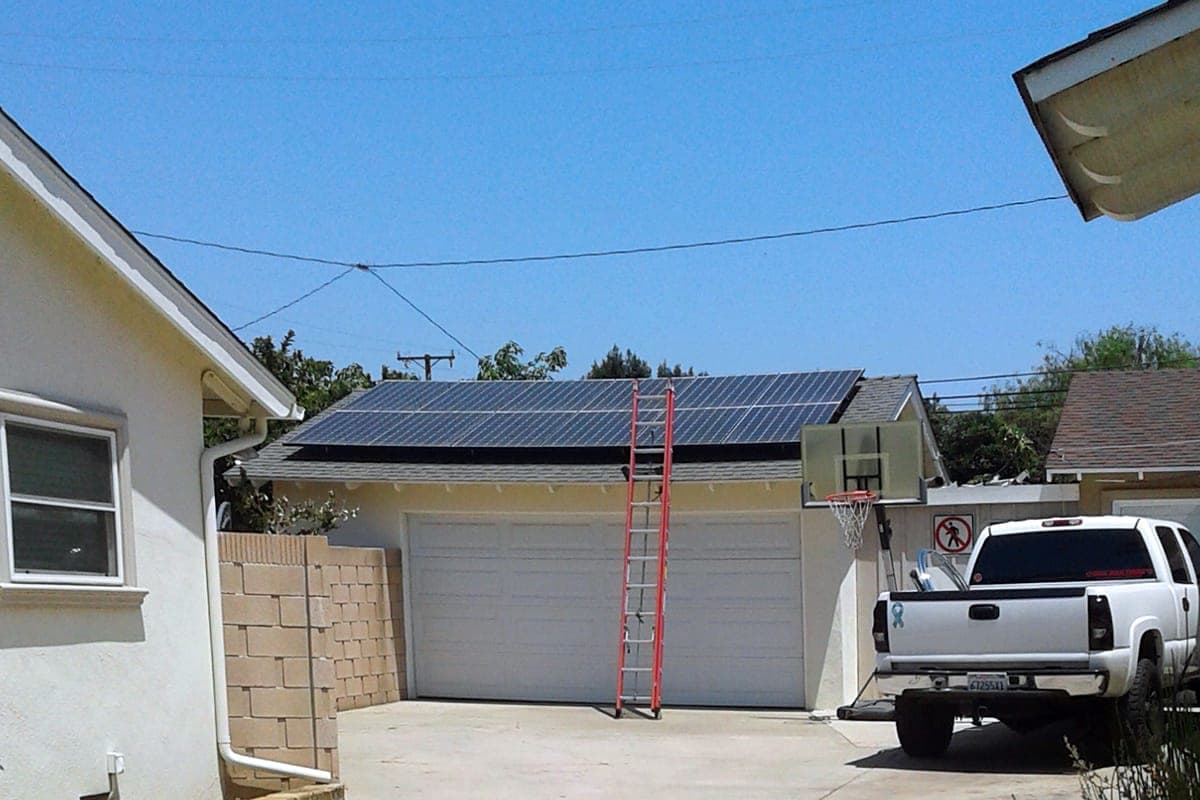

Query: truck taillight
872;599;889;653
1088;595;1114;651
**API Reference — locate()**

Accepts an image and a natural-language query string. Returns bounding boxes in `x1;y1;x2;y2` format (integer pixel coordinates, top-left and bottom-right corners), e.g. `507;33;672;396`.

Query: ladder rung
638;420;666;426
632;475;663;482
626;583;657;589
621;667;652;672
627;555;659;561
630;501;661;507
624;637;655;644
624;610;659;617
638;394;669;400
619;695;651;702
634;446;665;454
629;527;660;533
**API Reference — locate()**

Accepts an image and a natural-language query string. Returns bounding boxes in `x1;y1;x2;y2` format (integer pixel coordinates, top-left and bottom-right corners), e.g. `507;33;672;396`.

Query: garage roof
1047;367;1200;475
288;370;862;449
239;374;929;485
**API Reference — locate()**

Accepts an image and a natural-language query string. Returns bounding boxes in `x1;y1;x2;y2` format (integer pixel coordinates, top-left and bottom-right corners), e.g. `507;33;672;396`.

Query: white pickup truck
873;515;1200;758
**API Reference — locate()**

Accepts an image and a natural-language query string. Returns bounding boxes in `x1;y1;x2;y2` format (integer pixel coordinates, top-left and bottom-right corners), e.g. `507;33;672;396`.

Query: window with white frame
1;415;123;584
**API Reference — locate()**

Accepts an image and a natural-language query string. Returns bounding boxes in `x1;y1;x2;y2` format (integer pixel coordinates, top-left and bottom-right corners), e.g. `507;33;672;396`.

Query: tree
207;330;398;531
588;345;651;379
928;324;1200;483
379;364;419;381
656;361;696;378
476;341;567;380
925;402;1040;484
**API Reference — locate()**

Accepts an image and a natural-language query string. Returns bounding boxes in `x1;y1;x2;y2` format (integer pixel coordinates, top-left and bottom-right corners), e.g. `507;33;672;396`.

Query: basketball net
826;490;876;550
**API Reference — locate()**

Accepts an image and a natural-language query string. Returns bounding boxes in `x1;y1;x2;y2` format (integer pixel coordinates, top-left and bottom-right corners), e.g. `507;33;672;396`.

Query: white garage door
408;514;804;707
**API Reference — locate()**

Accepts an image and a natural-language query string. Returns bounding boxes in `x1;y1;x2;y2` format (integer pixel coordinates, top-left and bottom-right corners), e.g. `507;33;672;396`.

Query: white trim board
0;109;301;421
1019;0;1200;102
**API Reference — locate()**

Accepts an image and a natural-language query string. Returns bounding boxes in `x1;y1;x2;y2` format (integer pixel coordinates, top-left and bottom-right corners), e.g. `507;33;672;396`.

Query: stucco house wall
0;157;221;797
277;478;861;711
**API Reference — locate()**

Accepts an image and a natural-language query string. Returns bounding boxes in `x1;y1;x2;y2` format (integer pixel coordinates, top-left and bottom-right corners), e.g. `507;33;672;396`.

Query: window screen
4;420;119;578
970;529;1155;585
1156;526;1192;584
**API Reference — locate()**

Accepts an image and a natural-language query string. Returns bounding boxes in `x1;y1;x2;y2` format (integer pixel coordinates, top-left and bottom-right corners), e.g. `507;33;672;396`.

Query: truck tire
895;696;955;758
1118;657;1164;749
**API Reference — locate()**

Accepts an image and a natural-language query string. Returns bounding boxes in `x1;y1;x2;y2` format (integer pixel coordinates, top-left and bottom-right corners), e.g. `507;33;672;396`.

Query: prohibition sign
934;515;972;554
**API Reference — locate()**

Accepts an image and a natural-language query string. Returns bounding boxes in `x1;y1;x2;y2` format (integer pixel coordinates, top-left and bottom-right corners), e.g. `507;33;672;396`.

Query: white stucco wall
0;172;221;798
279;478;860;710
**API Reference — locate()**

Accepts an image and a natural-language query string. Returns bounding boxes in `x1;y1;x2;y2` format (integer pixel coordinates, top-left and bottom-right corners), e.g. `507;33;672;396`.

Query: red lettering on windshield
1085;568;1154;579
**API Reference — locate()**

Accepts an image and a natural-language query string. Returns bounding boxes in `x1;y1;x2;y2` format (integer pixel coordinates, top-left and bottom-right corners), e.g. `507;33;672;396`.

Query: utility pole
397;351;454;381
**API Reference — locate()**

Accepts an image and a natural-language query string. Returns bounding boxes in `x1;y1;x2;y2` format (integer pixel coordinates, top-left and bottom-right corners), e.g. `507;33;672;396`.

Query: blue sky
3;2;1197;393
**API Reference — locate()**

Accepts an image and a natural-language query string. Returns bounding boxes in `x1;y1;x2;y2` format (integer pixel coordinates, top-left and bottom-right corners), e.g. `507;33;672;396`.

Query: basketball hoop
826;490;877;550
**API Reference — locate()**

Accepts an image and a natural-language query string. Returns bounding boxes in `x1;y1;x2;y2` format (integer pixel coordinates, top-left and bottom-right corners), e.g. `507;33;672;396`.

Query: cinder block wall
326;546;407;709
219;534;339;798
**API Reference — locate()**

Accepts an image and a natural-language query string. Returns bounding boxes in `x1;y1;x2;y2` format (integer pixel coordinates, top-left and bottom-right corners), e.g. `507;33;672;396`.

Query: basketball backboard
801;421;926;506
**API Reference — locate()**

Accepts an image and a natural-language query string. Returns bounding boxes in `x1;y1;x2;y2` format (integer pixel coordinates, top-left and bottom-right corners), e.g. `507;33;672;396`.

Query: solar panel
291;370;863;449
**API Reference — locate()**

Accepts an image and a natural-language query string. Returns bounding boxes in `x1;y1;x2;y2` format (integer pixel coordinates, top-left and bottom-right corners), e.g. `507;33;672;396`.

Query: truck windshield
970;528;1155;585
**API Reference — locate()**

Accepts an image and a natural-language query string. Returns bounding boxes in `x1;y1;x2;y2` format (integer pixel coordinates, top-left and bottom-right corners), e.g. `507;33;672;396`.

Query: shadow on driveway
849;719;1087;776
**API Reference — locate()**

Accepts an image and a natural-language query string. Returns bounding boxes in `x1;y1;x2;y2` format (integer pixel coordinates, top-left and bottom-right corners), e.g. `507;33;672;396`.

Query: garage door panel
668;562;800;604
506;564;618;603
411;522;502;556
412;563;504;600
506;521;618;559
670;518;800;560
409;514;804;707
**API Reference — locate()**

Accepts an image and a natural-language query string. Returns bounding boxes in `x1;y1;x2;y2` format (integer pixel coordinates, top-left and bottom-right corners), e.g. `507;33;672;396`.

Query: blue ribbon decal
891;602;904;629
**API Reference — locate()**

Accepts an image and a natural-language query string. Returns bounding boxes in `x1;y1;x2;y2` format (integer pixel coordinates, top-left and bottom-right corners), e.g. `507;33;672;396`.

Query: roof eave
0;107;302;422
1046;465;1200;477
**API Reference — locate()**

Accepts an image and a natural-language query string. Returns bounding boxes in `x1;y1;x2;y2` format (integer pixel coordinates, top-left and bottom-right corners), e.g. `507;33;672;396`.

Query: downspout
201;415;332;784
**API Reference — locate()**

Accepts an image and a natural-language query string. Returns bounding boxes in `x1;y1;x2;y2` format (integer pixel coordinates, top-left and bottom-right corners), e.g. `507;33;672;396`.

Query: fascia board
0;111;301;420
1046;465;1200;476
1016;1;1200;102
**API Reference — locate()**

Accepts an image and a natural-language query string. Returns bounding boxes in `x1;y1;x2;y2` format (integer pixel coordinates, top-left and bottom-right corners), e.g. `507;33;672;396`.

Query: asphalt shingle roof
838;375;915;423
236;374;918;486
1047;368;1200;473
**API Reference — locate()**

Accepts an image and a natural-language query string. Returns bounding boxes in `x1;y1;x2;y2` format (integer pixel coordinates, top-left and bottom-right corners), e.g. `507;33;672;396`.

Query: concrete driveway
337;701;1090;799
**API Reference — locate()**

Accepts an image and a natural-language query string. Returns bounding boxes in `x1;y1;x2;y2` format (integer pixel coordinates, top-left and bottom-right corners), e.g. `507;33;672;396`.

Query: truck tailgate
885;587;1090;669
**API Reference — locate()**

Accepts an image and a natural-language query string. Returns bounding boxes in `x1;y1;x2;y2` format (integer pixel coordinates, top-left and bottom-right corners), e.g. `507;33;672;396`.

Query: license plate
967;672;1008;691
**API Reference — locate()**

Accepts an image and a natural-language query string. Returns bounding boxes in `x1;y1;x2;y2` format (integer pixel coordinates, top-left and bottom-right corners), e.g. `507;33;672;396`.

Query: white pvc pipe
201;416;332;784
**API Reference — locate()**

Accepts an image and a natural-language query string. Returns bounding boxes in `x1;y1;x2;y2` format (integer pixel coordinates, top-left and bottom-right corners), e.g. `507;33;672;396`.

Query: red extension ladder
615;378;676;718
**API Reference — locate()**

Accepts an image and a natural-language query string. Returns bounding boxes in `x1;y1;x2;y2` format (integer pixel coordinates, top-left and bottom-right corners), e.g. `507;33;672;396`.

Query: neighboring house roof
239;374;939;486
0;107;301;421
1047;368;1200;475
838;375;915;423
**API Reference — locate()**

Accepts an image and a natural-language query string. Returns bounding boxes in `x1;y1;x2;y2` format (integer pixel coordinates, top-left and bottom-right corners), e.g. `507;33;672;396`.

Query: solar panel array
290;370;862;449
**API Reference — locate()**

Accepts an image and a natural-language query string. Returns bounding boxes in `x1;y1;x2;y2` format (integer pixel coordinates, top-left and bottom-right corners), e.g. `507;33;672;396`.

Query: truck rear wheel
1118;657;1165;750
895;696;955;758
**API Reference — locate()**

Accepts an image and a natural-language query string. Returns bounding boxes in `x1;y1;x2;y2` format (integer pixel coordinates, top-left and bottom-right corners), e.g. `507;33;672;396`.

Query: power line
921;370;1054;384
929;404;1063;413
0;5;863;45
0;16;1103;84
228;264;479;360
230;266;358;332
364;270;480;360
930;388;1067;401
133;194;1068;272
921;358;1200;386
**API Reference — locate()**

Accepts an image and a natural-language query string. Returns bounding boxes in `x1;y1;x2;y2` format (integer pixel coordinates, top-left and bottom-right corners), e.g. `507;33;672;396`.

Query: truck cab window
1179;528;1200;585
1156;525;1191;584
